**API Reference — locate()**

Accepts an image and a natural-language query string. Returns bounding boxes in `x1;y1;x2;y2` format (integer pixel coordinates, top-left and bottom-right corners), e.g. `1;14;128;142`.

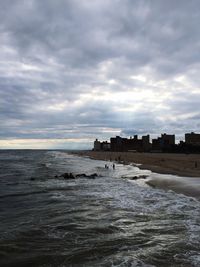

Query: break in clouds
1;0;200;148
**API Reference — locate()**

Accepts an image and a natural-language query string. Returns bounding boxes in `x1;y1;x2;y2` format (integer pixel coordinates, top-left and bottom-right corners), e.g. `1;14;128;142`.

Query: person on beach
113;164;115;170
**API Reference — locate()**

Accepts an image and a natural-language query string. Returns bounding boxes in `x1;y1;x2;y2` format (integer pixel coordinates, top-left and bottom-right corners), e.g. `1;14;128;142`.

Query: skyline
1;1;200;149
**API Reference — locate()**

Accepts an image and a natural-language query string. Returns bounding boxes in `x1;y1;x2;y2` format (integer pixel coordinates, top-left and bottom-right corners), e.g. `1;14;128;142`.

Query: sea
0;150;200;267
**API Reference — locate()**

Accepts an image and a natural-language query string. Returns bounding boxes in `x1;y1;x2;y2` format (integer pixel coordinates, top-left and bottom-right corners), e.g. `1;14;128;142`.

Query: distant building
110;134;151;152
152;133;175;151
110;136;127;152
93;132;200;154
152;138;162;151
101;141;111;151
142;135;151;151
93;139;110;151
185;132;200;146
125;135;143;152
94;139;101;151
161;133;175;145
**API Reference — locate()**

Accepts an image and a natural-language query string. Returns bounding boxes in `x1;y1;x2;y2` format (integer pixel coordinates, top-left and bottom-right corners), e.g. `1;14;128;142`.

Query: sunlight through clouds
0;0;200;148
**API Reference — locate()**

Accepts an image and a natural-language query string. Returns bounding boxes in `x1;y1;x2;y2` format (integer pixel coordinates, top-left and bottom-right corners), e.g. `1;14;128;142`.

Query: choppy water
0;150;200;267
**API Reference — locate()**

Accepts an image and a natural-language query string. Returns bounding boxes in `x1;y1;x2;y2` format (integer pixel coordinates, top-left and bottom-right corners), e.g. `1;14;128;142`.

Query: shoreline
75;151;200;178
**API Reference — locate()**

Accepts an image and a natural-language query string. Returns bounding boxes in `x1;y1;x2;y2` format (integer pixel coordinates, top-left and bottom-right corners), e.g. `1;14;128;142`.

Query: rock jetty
55;172;99;180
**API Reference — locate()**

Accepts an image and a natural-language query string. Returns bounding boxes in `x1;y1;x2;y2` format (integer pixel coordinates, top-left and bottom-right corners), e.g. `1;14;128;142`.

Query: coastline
75;151;200;178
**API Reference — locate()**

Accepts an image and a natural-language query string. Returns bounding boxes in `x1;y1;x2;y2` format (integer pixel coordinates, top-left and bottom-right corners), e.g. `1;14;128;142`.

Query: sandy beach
77;151;200;178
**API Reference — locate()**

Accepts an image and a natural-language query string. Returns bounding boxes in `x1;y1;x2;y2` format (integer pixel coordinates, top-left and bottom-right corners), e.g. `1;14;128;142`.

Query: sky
1;0;200;149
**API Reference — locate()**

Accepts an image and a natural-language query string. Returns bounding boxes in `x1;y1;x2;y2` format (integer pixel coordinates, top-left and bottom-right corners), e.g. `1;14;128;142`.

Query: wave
146;174;200;199
0;190;48;199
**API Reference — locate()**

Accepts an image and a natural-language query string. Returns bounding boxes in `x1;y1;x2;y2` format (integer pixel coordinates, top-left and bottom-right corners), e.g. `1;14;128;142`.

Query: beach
77;151;200;178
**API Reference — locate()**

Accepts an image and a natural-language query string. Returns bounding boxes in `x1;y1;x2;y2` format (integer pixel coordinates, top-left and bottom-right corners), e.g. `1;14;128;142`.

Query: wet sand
77;151;200;178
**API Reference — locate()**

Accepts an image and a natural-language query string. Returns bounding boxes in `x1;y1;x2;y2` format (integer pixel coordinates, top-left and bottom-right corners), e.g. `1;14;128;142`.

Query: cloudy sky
1;0;200;149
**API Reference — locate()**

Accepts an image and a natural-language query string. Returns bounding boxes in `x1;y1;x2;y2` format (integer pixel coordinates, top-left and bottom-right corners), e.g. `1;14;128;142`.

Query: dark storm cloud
1;0;200;147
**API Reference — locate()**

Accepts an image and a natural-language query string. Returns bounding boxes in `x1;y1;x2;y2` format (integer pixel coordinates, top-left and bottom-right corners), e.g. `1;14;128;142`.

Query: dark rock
58;172;99;180
87;173;98;179
130;175;148;180
122;175;148;180
140;175;148;179
60;172;75;179
75;173;98;179
130;176;138;180
30;177;36;181
69;173;75;179
75;173;87;178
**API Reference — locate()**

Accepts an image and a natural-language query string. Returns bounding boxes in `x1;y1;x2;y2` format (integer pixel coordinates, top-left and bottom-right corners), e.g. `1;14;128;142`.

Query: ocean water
0;150;200;267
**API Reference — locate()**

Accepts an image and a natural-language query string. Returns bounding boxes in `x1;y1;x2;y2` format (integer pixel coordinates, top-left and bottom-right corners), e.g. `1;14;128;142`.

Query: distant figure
195;161;198;168
113;164;115;170
105;164;109;169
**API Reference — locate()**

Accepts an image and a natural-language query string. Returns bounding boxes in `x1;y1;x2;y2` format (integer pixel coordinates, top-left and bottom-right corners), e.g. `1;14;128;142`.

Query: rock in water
58;172;99;180
87;173;98;179
60;173;75;179
122;175;148;180
75;173;87;178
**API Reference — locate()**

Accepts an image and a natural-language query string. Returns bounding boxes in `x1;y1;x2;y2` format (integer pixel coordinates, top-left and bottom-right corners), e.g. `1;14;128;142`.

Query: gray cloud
0;0;200;147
